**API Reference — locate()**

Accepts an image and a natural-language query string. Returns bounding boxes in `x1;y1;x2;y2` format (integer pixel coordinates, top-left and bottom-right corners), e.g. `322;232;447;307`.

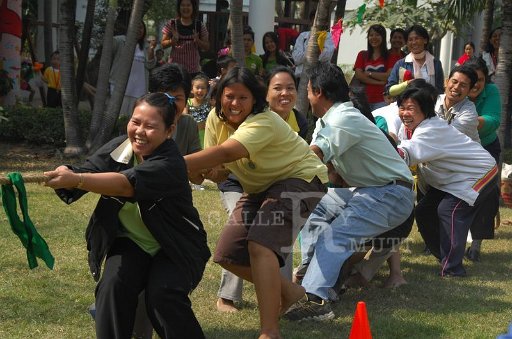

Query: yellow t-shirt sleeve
230;113;274;156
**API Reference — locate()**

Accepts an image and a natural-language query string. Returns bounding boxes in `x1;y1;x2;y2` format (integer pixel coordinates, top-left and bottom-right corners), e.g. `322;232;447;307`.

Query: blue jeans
300;184;414;300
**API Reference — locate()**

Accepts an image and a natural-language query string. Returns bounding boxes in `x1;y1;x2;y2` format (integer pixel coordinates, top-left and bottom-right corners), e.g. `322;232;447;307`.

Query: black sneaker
282;294;335;321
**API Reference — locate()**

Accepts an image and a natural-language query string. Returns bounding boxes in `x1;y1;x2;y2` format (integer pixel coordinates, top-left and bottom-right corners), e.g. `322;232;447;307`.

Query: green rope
1;172;55;269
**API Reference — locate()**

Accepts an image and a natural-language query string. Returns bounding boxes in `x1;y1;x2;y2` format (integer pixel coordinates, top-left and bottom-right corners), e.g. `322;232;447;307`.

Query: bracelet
76;173;84;189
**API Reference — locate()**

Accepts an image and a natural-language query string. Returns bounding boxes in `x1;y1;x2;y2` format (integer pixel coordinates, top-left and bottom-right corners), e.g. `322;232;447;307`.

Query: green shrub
0;105;91;146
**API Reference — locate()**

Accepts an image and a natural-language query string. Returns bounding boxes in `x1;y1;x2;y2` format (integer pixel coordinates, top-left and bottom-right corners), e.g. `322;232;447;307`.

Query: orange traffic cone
349;301;372;339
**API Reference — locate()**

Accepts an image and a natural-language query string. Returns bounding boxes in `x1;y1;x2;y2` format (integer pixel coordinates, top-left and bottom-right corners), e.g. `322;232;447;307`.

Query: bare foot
344;272;369;288
280;284;305;316
383;274;407;288
216;298;238;313
259;330;281;339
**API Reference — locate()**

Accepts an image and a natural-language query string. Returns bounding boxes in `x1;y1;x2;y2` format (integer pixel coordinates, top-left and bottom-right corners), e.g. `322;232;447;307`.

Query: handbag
349;51;367;93
349;75;365;92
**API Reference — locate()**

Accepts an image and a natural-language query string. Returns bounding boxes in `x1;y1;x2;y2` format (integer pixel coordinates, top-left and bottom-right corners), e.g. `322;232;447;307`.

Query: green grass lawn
1;171;512;338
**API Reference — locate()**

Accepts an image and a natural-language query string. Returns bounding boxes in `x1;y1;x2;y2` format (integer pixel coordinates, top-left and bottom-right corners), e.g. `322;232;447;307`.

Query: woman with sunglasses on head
44;92;210;339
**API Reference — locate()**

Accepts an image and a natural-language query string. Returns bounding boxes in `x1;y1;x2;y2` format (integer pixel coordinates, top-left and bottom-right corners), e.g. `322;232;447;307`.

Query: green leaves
344;0;486;42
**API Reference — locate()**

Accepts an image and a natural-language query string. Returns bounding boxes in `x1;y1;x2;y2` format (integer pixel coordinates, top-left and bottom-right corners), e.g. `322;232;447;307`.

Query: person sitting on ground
44;92;210;338
185;66;328;338
435;64;480;142
396;79;499;277
283;62;414;322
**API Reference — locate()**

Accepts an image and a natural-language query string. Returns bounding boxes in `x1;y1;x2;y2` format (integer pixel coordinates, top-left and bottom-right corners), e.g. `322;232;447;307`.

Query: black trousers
415;178;499;276
95;237;205;339
46;87;61;107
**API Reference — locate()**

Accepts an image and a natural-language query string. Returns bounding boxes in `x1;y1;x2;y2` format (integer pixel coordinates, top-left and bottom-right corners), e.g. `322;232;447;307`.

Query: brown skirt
213;176;326;267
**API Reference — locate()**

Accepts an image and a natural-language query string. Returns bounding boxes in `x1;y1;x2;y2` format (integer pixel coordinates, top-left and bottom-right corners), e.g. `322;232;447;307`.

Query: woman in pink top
161;0;209;76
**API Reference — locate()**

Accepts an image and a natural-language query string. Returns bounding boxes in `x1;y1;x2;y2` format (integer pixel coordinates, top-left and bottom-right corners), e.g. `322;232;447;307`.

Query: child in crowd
42;51;61;108
186;73;211;148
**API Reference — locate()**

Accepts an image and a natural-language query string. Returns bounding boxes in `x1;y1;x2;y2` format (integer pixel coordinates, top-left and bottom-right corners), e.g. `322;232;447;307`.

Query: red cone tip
349;301;372;339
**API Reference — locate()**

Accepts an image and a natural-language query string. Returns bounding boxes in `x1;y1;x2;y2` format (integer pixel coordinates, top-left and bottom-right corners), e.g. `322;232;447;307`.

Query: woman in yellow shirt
185;67;327;339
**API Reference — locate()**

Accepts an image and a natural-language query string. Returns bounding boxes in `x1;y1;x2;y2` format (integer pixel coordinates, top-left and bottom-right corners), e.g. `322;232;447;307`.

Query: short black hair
134;92;177;129
149;63;191;96
448;65;478;89
217;55;236;73
243;26;254;41
306;63;350;103
177;0;199;19
465;57;490;84
405;25;430;48
265;65;297;89
215;67;267;120
390;28;405;40
397;80;437;119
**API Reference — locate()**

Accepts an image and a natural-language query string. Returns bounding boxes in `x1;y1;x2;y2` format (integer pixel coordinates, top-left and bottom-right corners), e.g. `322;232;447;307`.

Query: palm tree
44;1;53;64
497;0;512;148
59;0;85;155
75;0;96;99
89;0;146;152
86;1;117;150
479;0;495;53
295;0;333;115
230;0;244;67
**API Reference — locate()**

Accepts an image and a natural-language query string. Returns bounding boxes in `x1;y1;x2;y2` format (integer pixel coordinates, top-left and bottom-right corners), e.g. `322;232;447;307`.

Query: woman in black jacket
44;93;210;339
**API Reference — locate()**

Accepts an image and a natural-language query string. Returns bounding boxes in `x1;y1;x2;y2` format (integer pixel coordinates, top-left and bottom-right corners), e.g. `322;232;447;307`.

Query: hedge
0;106;92;147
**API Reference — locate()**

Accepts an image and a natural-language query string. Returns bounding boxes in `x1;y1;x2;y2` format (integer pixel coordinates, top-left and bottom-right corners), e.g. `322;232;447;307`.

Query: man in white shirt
435;65;480;143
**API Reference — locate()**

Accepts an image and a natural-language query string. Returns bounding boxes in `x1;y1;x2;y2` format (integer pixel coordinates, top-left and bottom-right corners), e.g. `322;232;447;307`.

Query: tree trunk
75;0;96;99
497;0;512;149
296;0;332;115
59;0;85;155
230;0;244;66
44;1;53;63
479;0;495;53
89;0;146;153
0;0;21;106
86;4;117;150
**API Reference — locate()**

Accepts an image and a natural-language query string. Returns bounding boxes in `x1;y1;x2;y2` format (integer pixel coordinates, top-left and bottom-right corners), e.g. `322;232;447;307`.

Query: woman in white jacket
396;80;499;277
